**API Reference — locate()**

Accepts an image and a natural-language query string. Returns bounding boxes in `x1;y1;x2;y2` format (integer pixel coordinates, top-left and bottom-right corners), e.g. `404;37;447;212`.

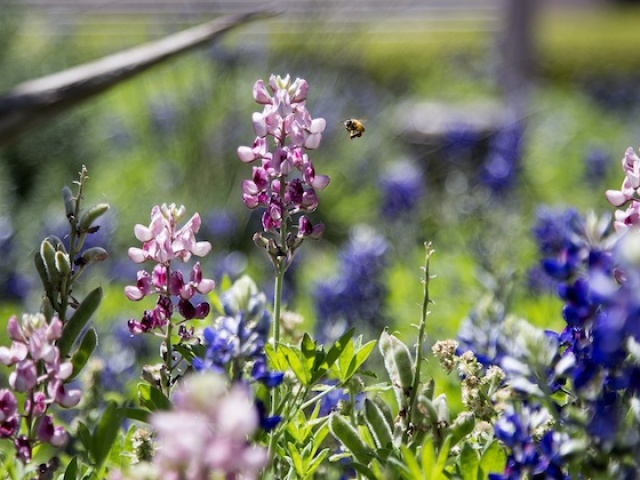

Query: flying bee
343;119;365;139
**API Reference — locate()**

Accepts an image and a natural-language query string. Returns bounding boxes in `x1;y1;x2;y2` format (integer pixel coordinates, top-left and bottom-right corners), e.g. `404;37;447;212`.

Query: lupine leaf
332;337;355;383
346;340;377;380
479;440;507;478
118;407;150;423
460;443;480;480
421;437;436;478
434;435;452;477
280;344;312;385
288;442;304;477
329;414;375;465
364;398;394;449
92;401;123;469
137;384;171;411
64;457;78;480
350;462;379;480
265;343;289;372
58;287;103;357
76;421;93;460
323;327;354;370
301;333;318;376
400;445;422;480
307;448;330;477
69;327;98;380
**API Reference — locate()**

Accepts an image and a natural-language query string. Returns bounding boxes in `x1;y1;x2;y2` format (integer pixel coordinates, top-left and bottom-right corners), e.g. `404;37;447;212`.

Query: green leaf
329;414;375;465
76;421;93;460
479;440;507;478
69;328;98;380
346;340;377;380
400;445;422;480
137;384;171;412
364;398;394;449
306;448;330;477
265;343;289;372
459;443;480;480
434;435;452;477
173;343;206;365
92;401;123;469
288;442;305;477
118;407;151;423
324;327;354;371
301;333;319;375
421;437;436;478
332;337;355;383
58;287;103;357
64;457;78;480
208;289;225;315
350;462;379;480
280;344;312;385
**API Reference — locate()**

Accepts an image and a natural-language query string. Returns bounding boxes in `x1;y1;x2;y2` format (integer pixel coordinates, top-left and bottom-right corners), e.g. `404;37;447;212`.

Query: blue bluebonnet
489;405;568;480
480;123;523;194
193;276;283;388
584;146;610;186
313;226;388;343
378;160;425;220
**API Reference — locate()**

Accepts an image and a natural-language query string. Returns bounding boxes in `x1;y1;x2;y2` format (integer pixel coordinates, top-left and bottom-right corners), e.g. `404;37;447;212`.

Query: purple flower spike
238;74;329;266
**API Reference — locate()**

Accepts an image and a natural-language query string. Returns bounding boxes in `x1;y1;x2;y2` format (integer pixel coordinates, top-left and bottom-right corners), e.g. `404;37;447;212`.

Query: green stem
405;242;434;445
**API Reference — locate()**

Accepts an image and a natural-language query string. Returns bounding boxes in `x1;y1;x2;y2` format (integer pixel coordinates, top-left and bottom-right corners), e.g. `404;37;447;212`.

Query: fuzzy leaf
58;287;103;357
329;414;375;465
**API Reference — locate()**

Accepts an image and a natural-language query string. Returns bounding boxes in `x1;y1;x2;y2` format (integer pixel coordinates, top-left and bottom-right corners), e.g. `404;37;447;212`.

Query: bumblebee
343;119;365;139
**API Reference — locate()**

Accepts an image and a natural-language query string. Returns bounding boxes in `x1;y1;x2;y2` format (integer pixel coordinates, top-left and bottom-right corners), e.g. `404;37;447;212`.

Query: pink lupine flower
128;204;211;264
0;390;17;424
608;147;640;233
150;373;268;479
125;205;215;335
10;360;37;392
0;313;74;463
237;74;329;260
48;380;81;408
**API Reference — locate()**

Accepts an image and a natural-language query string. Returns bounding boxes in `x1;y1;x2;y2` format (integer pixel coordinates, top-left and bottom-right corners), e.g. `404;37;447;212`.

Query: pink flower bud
6;316;25;343
46;316;63;341
252;79;272;105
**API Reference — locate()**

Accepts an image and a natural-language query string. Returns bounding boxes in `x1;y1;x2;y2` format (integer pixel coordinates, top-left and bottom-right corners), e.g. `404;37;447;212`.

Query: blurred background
0;0;639;395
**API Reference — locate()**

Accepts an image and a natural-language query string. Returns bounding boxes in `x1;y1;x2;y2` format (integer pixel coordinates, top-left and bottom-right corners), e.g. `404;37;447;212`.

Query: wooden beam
0;11;274;147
